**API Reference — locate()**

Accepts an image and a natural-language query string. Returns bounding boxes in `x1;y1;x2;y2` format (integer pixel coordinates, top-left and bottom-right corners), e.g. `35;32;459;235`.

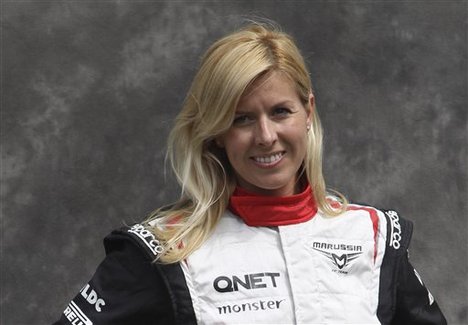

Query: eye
272;107;292;117
232;114;253;126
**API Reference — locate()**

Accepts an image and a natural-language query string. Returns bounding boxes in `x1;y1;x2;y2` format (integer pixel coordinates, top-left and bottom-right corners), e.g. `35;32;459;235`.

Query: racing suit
54;185;446;324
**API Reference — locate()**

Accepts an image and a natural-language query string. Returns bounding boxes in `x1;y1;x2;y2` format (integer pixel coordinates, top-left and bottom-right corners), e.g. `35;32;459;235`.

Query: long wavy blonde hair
145;22;347;263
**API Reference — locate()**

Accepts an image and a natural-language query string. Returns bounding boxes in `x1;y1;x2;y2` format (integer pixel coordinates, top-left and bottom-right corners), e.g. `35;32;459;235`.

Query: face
217;71;313;196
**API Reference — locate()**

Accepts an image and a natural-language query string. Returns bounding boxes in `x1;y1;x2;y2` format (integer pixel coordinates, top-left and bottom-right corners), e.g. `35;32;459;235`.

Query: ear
306;93;315;125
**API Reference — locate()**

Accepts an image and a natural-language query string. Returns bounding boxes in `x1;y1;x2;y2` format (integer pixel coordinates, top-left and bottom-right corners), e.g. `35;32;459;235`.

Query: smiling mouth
251;151;285;165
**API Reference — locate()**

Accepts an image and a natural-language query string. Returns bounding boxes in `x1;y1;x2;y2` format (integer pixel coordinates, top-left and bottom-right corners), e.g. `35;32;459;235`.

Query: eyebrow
235;100;296;114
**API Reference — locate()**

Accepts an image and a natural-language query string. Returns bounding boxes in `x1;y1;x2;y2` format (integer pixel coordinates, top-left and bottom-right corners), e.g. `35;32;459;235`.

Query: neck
228;182;318;227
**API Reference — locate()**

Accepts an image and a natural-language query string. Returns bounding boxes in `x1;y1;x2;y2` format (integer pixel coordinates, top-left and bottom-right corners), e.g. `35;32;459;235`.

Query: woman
54;23;446;324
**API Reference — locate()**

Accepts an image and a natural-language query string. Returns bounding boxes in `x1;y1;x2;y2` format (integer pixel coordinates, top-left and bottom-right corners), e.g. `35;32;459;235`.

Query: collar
228;184;318;227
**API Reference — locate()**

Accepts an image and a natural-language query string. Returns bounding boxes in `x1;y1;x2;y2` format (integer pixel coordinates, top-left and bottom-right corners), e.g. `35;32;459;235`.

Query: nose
254;118;277;146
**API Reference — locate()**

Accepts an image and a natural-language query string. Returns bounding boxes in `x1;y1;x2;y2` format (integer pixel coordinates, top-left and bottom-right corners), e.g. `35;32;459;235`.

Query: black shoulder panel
105;224;197;325
54;224;197;325
104;223;164;260
377;210;447;325
377;209;413;325
53;226;174;325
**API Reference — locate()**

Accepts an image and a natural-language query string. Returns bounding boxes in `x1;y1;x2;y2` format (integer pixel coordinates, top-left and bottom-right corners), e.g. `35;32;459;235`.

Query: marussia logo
312;242;363;273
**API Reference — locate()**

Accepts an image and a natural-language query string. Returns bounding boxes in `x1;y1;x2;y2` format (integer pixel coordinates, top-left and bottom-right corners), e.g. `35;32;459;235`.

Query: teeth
254;153;283;164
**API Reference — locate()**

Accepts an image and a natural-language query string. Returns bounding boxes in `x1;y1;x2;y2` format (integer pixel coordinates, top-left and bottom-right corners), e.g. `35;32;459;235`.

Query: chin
253;182;295;196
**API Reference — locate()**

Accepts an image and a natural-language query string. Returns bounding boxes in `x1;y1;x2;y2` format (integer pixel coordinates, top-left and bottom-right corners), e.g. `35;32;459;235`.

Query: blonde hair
145;22;347;263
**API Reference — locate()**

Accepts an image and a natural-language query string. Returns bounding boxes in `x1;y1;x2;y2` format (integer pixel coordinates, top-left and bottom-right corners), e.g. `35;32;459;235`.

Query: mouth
251;151;285;167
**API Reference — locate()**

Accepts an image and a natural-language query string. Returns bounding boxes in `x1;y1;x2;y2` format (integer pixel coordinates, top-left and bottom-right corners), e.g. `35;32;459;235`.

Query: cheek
223;131;251;160
288;128;309;158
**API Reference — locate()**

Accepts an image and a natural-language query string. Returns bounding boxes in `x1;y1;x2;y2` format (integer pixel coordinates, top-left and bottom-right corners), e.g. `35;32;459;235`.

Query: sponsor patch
80;284;106;312
63;300;93;325
385;210;402;249
312;241;363;274
217;298;285;315
213;272;280;293
128;223;163;256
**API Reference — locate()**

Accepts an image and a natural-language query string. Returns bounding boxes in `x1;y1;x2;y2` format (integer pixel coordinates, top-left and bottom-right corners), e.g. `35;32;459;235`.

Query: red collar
228;184;318;227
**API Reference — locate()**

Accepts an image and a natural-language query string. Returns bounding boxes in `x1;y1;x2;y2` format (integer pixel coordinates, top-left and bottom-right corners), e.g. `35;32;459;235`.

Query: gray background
2;1;467;324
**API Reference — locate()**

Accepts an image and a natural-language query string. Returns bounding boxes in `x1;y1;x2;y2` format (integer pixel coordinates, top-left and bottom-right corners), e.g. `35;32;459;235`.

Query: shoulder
104;223;164;260
103;223;198;324
379;208;413;253
53;223;176;325
343;203;413;253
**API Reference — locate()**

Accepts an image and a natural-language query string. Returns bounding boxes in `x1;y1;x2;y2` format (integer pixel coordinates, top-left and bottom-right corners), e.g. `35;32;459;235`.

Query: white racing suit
54;204;447;324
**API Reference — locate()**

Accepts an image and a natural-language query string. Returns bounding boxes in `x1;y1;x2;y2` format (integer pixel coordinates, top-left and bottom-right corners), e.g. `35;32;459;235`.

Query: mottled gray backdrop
2;1;467;324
